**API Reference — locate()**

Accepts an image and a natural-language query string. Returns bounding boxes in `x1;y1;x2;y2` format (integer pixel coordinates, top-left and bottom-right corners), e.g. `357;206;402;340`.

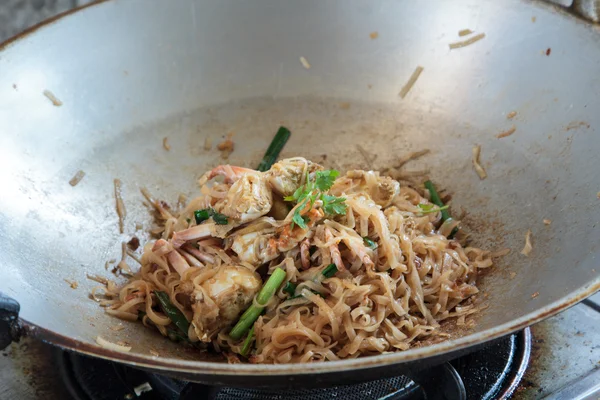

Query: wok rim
4;0;600;376
23;280;600;375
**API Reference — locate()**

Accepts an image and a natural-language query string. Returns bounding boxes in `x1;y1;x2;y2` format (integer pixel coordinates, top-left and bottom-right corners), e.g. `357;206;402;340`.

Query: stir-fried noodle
95;157;497;363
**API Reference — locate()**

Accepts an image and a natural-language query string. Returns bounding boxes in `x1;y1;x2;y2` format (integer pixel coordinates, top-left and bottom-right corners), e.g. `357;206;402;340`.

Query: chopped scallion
417;203;449;215
229;268;287;340
194;209;212;224
283;281;297;296
154;291;190;335
257;126;291;172
363;237;378;250
193;208;228;225
424;180;459;238
239;325;255;357
322;263;338;278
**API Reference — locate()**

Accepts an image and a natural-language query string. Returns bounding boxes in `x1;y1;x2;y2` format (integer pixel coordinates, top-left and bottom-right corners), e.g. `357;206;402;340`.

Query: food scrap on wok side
92;127;504;364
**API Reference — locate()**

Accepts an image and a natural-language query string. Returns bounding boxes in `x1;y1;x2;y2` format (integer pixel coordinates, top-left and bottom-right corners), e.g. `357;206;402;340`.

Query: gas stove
3;295;600;399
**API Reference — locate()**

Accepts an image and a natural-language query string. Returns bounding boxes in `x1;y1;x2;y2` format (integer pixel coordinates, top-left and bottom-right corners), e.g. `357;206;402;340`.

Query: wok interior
1;0;599;368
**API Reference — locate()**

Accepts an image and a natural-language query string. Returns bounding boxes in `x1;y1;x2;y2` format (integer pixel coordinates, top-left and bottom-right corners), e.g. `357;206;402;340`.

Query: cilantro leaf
284;185;305;202
285;169;346;226
292;210;308;229
321;194;347;216
291;198;309;229
315;170;340;191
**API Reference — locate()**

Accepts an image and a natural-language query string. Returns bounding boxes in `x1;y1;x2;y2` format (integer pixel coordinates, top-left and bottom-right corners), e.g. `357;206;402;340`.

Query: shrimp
172;169;272;247
215;171;272;224
192;265;262;341
231;208;324;265
152;239;191;276
300;238;311;269
199;165;255;186
266;157;323;197
330;170;399;208
325;228;345;271
171;223;223;248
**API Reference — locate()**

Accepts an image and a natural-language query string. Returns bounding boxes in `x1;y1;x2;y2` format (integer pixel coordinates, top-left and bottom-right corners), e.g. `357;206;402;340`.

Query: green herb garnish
284;170;346;228
211;212;228;225
322;263;338;278
424;181;450;222
322;194;347;216
417;203;449;215
229;268;287;340
239;325;256;357
193;208;228;225
154;291;190;335
257;127;292;172
424;180;458;238
363;237;378;250
283;281;297;296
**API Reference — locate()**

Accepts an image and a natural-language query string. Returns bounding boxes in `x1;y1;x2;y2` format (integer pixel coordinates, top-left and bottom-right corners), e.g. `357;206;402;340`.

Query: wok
1;0;600;390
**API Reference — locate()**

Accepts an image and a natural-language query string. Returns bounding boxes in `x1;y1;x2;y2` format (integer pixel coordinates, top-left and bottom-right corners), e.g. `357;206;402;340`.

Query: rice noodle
521;230;533;256
114;179;126;233
471;145;487;180
96;336;131;352
399;66;424;99
449;33;486;49
496;126;516;139
43;90;62;106
69;170;85;186
299;56;311;69
95;157;495;364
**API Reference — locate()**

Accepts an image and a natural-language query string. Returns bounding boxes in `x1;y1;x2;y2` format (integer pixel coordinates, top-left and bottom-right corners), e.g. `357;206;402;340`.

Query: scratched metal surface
0;0;599;382
514;299;600;398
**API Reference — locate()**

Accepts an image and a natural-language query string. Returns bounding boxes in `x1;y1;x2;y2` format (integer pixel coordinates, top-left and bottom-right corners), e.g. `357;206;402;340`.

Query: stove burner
56;328;530;400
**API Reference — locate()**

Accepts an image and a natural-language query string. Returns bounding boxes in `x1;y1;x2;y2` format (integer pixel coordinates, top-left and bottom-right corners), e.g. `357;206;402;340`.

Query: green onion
363;237;378;250
194;209;212;224
322;263;338;278
424;180;450;222
424;180;459;238
417;203;449;215
211;212;228;225
154;291;190;335
239;325;255;357
229;268;287;340
194;208;228;225
283;281;297;296
257;126;291;172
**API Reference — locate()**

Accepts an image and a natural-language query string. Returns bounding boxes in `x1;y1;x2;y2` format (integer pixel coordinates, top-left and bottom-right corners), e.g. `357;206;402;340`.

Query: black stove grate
56;328;530;400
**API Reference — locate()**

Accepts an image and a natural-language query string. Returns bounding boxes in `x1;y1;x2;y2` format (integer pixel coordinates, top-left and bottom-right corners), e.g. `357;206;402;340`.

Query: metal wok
1;0;599;389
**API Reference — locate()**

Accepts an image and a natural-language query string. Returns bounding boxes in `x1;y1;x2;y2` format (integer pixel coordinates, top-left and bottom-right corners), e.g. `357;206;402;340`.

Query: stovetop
3;295;600;399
